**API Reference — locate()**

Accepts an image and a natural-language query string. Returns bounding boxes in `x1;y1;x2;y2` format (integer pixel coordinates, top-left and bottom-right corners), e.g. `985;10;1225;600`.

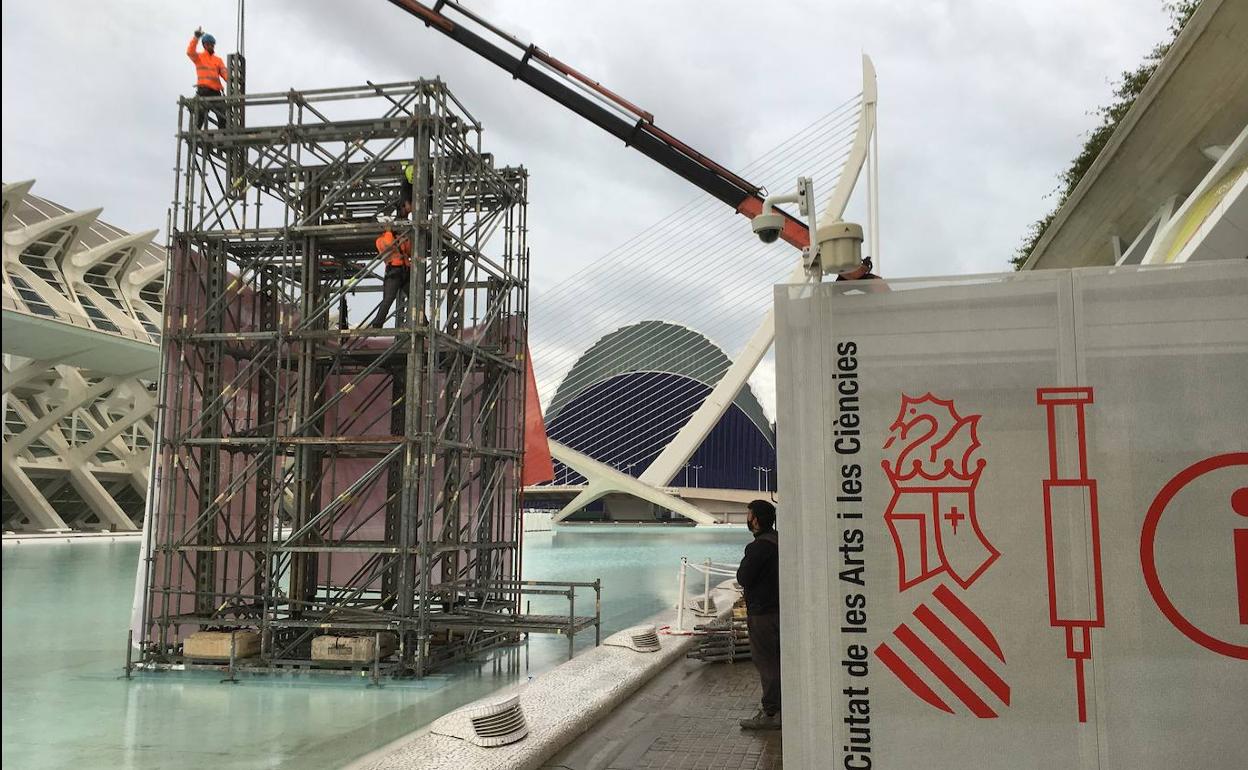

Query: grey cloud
4;0;1174;404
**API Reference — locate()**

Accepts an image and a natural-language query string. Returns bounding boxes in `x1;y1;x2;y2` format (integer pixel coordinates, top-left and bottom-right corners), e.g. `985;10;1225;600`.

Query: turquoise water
1;526;747;769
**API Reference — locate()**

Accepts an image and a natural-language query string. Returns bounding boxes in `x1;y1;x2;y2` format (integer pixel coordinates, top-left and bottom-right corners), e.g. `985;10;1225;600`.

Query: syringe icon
1037;387;1104;724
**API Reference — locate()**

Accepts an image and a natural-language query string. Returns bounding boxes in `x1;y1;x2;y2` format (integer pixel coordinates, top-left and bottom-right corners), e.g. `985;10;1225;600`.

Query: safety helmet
202;33;216;46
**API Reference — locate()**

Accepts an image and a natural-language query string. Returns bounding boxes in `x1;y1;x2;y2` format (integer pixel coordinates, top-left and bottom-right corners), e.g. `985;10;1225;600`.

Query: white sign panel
774;261;1248;769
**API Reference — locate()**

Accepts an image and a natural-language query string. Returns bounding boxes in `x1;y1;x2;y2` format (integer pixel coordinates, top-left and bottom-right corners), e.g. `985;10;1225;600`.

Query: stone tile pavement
542;656;782;770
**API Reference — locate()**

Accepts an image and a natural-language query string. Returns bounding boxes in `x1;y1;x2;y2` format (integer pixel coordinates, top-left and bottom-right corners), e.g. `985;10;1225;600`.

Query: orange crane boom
381;0;811;249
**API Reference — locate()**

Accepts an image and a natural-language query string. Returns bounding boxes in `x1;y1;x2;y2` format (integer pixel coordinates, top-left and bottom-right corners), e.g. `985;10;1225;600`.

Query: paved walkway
542;655;782;770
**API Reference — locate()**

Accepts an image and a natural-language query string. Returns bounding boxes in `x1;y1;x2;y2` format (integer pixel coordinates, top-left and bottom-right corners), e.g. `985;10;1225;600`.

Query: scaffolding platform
135;79;574;678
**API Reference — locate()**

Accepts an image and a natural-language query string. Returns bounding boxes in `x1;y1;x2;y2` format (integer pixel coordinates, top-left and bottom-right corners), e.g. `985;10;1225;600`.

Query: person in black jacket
737;499;781;730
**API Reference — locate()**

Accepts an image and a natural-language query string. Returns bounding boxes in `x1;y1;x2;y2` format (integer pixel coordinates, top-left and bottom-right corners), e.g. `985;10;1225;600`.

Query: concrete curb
352;584;739;770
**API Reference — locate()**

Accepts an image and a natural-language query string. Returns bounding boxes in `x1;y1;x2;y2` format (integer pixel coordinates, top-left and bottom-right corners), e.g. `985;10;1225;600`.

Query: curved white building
2;180;163;532
530;321;779;524
544;320;774;493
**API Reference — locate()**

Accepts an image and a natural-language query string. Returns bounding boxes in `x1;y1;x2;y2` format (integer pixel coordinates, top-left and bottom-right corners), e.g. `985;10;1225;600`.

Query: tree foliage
1012;1;1201;269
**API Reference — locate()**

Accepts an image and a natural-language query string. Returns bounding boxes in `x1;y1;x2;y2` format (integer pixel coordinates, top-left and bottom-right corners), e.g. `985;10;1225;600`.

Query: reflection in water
2;525;747;768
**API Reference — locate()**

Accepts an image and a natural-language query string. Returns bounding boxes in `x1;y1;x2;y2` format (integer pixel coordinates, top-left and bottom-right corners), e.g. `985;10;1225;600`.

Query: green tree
1012;1;1201;269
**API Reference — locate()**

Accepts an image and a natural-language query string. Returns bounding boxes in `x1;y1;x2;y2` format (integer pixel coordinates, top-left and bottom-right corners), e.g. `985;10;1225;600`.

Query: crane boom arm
383;0;810;249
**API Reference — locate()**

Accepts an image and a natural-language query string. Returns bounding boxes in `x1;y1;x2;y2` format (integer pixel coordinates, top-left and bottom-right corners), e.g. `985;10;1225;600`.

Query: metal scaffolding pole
135;80;593;678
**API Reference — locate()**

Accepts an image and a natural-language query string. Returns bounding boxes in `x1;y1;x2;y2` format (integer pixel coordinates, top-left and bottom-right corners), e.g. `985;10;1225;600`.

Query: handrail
673;556;741;633
456;576;602;658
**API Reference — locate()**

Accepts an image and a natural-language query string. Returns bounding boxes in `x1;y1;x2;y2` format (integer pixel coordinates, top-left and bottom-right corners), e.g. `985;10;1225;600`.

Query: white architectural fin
69;229;158;272
1;179;36;230
4;207;102;255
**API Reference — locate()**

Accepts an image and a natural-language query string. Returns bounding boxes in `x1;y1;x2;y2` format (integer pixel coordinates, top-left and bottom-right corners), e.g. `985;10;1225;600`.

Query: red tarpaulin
521;347;555;486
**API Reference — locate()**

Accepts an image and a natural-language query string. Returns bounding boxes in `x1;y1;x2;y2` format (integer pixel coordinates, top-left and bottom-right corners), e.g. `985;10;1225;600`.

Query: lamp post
692;465;702;488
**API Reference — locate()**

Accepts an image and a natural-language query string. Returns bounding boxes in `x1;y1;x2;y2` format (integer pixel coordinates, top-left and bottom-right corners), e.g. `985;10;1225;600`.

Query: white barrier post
703;558;712;615
676;557;688;632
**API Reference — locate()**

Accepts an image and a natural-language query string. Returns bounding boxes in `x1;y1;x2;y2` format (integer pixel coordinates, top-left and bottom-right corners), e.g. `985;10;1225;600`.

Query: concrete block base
183;630;260;660
312;633;397;663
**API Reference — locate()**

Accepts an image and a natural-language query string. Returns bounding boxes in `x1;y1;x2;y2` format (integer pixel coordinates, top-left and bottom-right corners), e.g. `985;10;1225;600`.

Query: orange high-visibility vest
376;230;412;267
187;38;228;92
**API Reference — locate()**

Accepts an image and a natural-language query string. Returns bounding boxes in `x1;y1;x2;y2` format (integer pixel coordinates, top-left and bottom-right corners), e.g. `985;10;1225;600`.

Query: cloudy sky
2;0;1175;410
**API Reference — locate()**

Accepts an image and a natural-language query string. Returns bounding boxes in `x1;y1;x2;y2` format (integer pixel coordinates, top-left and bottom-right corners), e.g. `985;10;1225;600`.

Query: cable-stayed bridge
527;64;880;524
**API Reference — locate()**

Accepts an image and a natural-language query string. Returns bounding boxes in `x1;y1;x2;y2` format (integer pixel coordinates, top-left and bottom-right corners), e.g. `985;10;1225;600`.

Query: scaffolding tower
137;79;583;677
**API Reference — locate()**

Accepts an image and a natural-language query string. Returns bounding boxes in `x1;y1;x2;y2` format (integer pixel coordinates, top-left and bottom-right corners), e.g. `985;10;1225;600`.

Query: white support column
549;440;720;525
1143;121;1248;264
4;369;139;531
638;265;801;486
69;381;155;461
2;357;67;394
551;481;611;523
1;462;70;531
6;370;119;455
1115;196;1176;266
67;467;140;531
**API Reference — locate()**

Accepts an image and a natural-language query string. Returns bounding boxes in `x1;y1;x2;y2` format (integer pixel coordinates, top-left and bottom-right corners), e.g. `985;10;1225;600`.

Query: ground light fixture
604;624;663;653
431;694;530;748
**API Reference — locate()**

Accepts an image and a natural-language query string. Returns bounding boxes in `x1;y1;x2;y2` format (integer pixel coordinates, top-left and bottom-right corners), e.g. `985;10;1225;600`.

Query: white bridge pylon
548;440;719;525
550;56;879;525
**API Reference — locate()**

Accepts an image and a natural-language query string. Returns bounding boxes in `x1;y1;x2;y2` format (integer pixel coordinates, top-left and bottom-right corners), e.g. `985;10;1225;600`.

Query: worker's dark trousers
371;265;410;327
194;86;224;130
747;612;782;715
398;183;414;218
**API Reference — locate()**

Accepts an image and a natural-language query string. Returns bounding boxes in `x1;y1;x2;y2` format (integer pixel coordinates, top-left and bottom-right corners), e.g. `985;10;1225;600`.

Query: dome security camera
751;212;785;244
751;177;810;245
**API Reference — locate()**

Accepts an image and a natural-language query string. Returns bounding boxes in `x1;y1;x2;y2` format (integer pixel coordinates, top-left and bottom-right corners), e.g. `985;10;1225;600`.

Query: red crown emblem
882;393;985;490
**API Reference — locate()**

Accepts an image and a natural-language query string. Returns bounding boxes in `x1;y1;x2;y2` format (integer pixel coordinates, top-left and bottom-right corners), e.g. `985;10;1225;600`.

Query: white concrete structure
1022;0;1248;270
2;180;164;532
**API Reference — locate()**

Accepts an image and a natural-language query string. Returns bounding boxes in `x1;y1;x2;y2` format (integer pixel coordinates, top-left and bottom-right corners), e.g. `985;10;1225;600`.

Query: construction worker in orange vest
370;220;414;328
835;256;889;292
187;27;228;130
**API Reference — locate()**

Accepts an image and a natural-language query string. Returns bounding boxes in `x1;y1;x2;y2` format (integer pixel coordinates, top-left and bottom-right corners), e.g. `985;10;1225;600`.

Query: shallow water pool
1;525;747;769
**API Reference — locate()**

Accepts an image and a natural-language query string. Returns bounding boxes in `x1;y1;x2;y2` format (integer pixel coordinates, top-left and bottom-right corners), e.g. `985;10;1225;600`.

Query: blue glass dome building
543;321;776;493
